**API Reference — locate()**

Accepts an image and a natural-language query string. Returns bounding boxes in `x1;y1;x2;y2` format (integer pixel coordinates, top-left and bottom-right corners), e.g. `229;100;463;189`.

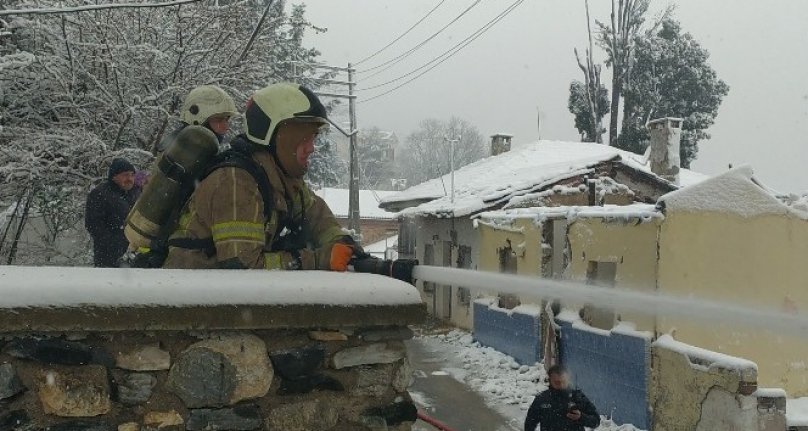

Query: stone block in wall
332;342;406;369
278;373;345;395
0;410;30;430
352;364;395;397
357;415;389;431
143;410;184;429
270;344;326;379
309;331;349;341
266;399;339;431
168;334;272;407
37;365;111;417
0;363;25;400
115;345;170;371
187;405;262;431
46;419;115;431
4;338;113;367
115;372;157;405
392;358;413;393
362;399;417;427
351;359;411;397
359;327;414;342
117;423;139;431
192;334;273;403
167;347;237;408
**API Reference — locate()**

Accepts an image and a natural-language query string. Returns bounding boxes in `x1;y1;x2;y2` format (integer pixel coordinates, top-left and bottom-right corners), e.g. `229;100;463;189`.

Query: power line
358;0;524;104
353;0;447;66
356;0;483;75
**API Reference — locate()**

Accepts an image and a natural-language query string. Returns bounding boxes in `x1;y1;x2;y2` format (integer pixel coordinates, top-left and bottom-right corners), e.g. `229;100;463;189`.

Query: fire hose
417;410;459;431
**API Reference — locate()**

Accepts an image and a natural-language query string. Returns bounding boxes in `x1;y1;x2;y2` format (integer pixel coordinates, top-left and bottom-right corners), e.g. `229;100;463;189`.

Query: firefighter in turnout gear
162;83;353;270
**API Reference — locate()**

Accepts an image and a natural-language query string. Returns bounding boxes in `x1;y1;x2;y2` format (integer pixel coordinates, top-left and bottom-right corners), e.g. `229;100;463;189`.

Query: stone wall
0;267;426;431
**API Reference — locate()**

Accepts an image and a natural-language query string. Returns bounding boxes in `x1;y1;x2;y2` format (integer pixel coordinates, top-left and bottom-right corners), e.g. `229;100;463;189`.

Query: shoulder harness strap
166;141;275;254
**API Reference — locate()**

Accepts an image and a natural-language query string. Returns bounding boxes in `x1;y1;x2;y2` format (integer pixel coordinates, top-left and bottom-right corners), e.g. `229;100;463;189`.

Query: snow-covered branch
0;0;203;17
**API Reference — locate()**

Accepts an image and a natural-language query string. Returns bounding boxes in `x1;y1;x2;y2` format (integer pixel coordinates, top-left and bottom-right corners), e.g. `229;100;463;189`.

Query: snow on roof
788;397;808;427
653;334;758;373
0;266;422;308
315;188;399;220
384;140;707;218
477;203;662;226
659;165;808;219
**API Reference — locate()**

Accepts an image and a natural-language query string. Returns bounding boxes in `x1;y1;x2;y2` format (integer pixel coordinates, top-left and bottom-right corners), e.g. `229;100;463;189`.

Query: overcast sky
302;0;808;192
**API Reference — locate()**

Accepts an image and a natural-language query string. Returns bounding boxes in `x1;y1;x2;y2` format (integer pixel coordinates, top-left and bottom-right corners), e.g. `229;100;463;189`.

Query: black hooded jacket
524;387;600;431
85;180;140;267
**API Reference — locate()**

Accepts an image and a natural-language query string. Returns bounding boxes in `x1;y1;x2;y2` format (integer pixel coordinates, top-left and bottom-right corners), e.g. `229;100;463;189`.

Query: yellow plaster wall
566;218;661;330
477;219;543;277
658;211;808;396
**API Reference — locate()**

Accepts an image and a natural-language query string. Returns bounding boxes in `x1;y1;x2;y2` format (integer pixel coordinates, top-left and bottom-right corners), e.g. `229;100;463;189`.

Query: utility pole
445;136;461;203
293;61;361;238
347;64;360;236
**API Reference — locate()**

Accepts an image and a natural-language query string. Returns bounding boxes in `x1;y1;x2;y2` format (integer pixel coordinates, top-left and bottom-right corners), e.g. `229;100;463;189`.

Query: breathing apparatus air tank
125;126;219;250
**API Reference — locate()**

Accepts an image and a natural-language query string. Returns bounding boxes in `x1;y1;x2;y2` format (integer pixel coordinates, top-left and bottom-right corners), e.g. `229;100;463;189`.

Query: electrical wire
353;0;447;66
358;0;524;104
356;0;483;75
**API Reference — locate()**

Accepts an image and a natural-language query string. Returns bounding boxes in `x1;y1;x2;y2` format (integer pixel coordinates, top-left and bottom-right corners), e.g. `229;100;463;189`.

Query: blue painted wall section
557;320;651;429
472;300;542;365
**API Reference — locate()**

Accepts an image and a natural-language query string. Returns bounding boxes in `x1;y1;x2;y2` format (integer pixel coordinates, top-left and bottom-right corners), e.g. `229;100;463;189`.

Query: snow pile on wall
0;266;421;308
653;334;758;373
477;204;662;226
659;165;808;219
787;397;808;427
555;308;653;340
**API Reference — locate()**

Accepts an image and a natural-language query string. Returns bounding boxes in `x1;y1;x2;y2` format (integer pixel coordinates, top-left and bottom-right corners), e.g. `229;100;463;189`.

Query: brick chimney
647;118;682;184
490;133;513;156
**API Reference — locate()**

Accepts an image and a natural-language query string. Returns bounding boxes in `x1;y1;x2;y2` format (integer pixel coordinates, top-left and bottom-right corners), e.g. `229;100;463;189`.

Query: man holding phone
524;365;601;431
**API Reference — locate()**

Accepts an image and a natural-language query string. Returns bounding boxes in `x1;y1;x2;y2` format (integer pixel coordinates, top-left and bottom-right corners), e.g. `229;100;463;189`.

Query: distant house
314;188;399;246
380;121;705;328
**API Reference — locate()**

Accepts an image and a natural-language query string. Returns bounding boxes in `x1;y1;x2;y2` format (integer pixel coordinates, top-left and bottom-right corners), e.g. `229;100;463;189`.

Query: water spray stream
412;265;808;339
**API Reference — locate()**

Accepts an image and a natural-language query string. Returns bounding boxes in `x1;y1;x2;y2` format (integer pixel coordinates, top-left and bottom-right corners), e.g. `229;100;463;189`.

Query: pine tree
306;134;346;189
568;80;610;143
617;18;729;167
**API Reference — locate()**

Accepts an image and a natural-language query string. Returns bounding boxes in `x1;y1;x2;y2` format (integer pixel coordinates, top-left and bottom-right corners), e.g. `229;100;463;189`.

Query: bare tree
573;0;605;143
596;0;651;146
399;117;486;187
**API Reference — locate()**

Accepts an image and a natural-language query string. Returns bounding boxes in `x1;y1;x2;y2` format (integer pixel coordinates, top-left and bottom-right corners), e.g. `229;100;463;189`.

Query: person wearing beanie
85;157;141;267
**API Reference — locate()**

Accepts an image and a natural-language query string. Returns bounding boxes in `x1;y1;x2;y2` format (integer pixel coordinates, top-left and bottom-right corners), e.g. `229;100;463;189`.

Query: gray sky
302;0;808;192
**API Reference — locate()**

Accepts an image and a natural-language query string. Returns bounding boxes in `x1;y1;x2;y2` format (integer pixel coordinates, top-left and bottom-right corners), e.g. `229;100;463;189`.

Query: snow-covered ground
414;330;644;431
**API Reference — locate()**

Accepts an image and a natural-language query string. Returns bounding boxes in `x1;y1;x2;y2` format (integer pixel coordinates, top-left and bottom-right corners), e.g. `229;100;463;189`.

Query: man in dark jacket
85;158;140;267
524;365;600;431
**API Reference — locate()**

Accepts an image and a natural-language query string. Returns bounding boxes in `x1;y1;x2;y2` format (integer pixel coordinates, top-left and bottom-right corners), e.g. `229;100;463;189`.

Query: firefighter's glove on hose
329;242;355;272
388;259;418;284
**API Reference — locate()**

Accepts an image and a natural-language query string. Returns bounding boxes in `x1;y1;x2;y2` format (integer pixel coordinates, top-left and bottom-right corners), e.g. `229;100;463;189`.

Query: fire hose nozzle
350;256;419;284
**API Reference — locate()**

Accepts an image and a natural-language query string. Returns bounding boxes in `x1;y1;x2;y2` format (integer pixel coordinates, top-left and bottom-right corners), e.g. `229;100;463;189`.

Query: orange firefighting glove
329;242;355;272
